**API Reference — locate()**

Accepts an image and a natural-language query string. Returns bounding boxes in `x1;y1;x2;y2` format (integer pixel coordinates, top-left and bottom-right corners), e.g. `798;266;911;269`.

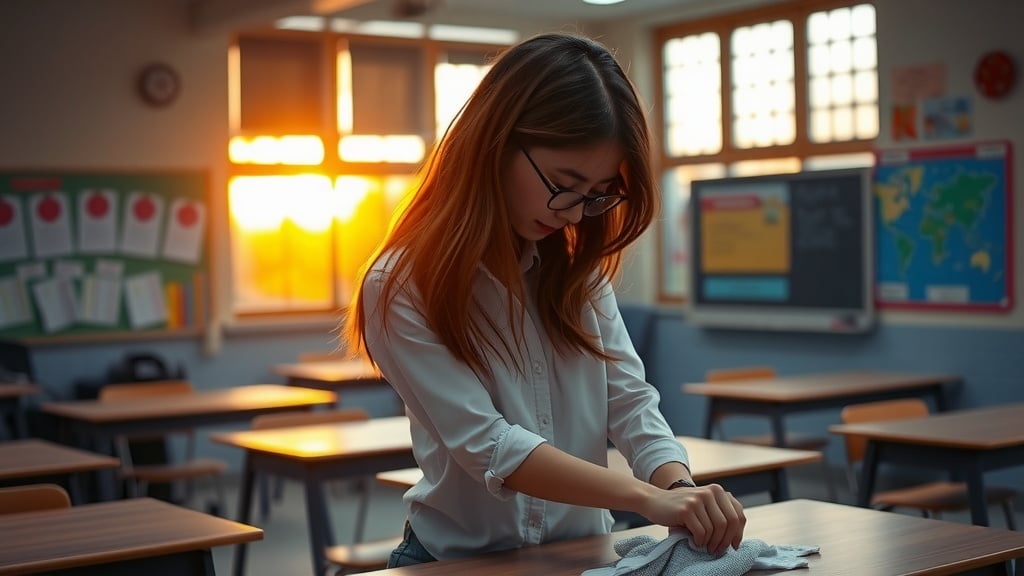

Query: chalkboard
687;168;874;333
0;170;209;343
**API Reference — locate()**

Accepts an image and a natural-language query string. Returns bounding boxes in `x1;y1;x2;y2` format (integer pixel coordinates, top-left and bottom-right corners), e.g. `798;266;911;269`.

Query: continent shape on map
874;155;1007;307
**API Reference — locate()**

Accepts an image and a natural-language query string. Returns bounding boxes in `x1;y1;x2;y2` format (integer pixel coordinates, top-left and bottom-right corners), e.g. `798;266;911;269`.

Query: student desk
829;402;1024;527
210;416;417;576
0;382;40;439
358;499;1024;576
0;439;119;503
0;497;262;575
682;370;960;446
272;359;384;391
40;384;337;499
272;360;400;414
379;436;821;503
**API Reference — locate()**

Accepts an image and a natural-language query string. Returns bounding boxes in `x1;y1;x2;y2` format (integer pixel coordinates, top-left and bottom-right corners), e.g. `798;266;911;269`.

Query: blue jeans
387;520;437;568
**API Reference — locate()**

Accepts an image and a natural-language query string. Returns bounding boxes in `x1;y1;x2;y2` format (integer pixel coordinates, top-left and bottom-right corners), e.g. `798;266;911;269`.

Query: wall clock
973;50;1015;100
137;62;181;107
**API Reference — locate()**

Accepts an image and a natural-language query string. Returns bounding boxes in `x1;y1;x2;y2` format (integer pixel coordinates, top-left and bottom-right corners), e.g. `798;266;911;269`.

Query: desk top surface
0;439;119;480
682;370;961;402
0;497;263;575
210;415;412;461
39;384;337;422
272;359;383;383
829;403;1024;449
0;383;40;399
360;499;1024;576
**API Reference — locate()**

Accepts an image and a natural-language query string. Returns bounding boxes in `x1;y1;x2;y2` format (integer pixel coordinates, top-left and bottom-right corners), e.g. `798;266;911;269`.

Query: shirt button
533;362;543;374
541;416;550;425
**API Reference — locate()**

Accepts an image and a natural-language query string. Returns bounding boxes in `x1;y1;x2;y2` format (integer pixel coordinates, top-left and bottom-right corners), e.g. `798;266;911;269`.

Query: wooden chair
840;398;1017;529
0;483;71;515
706;366;837;501
99;380;228;514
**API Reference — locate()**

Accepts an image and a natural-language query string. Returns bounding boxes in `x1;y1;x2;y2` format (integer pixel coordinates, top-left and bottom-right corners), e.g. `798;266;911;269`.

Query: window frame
653;0;877;303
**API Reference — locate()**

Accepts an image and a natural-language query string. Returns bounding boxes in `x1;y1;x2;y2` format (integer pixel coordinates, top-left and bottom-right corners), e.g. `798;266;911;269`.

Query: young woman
345;32;745;567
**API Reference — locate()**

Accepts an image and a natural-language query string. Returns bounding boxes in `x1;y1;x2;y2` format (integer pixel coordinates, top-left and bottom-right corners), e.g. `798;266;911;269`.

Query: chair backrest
99;379;193;402
252;407;370;430
840;398;930;463
0;484;71;515
706;366;777;383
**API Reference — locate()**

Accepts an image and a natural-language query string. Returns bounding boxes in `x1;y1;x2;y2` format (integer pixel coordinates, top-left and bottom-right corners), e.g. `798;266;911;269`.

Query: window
655;1;877;301
227;29;506;317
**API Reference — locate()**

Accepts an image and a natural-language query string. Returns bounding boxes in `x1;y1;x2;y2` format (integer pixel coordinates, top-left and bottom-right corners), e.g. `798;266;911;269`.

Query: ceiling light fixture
582;0;626;5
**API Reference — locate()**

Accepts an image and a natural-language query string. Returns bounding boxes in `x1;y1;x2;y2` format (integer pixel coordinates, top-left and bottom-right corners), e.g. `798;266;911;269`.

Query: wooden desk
0;382;40;439
682;371;959;446
272;360;401;415
41;384;337;499
379;436;821;503
829;403;1024;527
359;499;1024;576
210;416;417;576
272;359;384;391
0;439;119;503
0;497;262;575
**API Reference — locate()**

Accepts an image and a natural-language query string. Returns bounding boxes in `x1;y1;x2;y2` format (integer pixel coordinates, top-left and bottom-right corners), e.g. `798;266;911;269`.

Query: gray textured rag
580;528;819;576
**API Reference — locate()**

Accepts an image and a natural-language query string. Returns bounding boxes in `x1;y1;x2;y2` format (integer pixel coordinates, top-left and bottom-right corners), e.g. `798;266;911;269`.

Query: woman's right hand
642;483;746;555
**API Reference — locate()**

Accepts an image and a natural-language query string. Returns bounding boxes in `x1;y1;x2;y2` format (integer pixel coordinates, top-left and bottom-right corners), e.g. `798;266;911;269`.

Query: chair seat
123;458;229;483
325;536;403;570
729;432;830;451
873;481;1018;512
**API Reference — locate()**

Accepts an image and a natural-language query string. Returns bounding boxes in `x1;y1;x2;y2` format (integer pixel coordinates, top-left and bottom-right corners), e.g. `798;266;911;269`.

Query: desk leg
702;399;717;439
965;461;991;527
304;478;333;576
769;469;790;502
770;415;786;448
232;454;257;576
857;441;879;508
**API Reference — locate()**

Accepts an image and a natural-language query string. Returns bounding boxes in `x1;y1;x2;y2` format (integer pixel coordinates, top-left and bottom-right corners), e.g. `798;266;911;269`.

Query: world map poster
874;141;1013;311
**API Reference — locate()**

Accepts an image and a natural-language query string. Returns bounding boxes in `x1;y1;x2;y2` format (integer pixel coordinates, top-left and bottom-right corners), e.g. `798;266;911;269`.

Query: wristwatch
667;478;697;490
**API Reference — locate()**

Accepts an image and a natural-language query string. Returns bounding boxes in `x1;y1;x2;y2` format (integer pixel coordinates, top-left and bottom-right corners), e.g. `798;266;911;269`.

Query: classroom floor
204;463;1022;576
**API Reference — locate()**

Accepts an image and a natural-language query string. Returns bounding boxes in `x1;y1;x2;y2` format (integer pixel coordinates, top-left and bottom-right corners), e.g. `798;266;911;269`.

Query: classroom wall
2;0;1023;489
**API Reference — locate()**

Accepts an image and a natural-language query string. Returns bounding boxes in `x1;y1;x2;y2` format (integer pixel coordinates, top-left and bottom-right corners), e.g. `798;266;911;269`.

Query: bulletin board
0;170;210;343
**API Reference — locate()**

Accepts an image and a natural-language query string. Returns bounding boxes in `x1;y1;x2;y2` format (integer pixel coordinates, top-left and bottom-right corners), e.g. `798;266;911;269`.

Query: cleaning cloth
580;528;819;576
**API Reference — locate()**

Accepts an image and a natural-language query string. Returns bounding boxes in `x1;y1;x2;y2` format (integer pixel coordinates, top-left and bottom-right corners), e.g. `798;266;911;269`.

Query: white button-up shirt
362;245;688;560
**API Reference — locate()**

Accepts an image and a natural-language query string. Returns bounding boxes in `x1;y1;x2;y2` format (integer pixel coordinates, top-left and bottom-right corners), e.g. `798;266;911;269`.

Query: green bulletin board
0;170;209;343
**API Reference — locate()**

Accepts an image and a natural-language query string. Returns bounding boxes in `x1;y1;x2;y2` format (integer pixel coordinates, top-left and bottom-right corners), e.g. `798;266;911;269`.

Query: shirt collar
519;241;540;274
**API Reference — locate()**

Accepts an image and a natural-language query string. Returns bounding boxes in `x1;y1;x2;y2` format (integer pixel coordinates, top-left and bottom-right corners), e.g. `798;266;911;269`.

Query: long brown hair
345;33;658;378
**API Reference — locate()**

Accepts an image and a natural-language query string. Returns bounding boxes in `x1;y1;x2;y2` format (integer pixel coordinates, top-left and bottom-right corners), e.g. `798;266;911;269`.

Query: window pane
731;20;795;148
347;43;424;135
238;36;323;132
663;33;722;156
230;175;335;312
807;4;878;143
436;50;491;140
335;175;413;302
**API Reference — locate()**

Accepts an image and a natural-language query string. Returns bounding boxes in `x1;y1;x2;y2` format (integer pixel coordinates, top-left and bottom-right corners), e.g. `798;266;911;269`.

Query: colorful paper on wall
0;194;28;262
78;188;119;254
124;270;167;329
28;191;73;259
162;198;206;264
119;191;165;258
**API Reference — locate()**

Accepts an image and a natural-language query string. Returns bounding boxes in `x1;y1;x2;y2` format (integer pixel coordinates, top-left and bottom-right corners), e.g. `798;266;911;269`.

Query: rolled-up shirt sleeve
362;266;546;498
593;282;689;482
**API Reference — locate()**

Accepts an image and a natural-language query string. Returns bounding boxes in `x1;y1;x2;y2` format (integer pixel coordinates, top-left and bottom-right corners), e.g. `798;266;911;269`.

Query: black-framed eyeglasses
520;146;627;217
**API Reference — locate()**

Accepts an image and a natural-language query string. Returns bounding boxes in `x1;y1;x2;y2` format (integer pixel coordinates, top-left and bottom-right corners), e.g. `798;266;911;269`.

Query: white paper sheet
29;191;74;258
78;188;119;254
162;197;206;264
0;194;28;262
119;191;165;258
124;270;167;328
